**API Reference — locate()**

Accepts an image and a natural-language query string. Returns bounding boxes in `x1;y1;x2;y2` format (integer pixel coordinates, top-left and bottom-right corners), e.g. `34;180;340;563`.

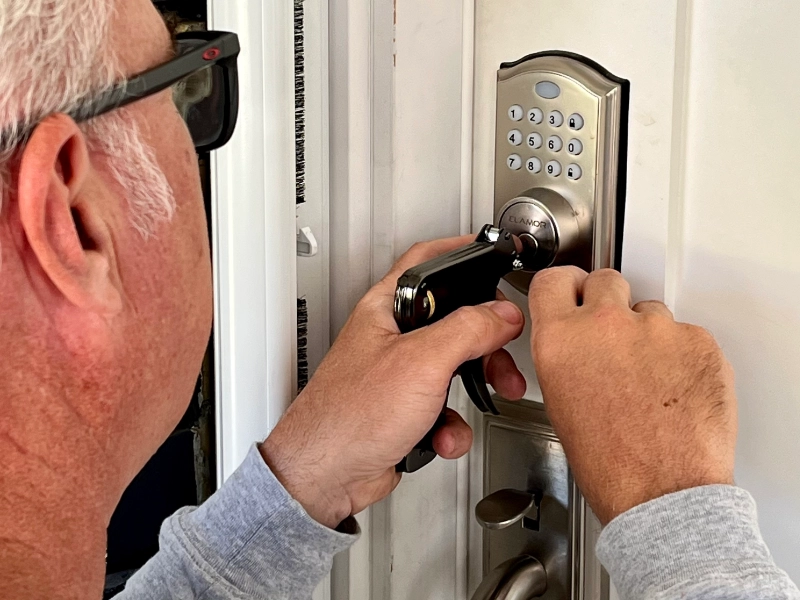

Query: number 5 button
526;132;543;149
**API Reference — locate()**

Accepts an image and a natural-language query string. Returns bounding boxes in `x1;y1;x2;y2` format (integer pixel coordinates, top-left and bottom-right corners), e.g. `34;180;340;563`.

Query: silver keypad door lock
494;51;629;293
472;53;630;600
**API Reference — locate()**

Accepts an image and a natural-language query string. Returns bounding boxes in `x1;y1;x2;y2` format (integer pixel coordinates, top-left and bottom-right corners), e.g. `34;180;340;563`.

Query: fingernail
490;301;522;325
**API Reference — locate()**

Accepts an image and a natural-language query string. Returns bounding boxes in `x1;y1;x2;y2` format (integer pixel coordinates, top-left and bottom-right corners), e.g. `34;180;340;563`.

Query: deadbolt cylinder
496;188;583;293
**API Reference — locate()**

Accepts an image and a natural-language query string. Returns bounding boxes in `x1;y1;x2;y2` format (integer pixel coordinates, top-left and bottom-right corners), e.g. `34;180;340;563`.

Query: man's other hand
529;267;737;525
261;236;527;528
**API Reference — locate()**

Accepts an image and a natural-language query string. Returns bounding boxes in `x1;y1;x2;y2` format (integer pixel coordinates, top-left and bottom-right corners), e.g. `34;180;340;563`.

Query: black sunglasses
62;30;240;154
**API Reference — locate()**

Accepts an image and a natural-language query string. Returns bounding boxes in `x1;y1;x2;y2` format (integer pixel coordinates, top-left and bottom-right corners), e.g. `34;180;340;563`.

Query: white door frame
328;0;479;597
207;1;297;482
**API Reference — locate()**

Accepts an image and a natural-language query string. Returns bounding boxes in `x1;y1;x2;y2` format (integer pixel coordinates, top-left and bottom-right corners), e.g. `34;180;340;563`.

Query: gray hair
0;0;175;237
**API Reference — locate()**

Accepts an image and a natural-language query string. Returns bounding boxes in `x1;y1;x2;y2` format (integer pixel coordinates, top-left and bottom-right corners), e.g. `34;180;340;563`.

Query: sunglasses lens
171;37;236;151
173;62;227;150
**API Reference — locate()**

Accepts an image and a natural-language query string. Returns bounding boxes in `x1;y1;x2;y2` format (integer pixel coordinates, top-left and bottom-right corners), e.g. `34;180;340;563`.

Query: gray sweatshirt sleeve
596;485;800;600
116;443;358;600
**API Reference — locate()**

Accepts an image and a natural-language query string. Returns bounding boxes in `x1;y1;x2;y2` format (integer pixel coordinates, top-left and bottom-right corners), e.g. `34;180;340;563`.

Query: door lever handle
393;225;526;472
470;554;547;600
475;488;541;531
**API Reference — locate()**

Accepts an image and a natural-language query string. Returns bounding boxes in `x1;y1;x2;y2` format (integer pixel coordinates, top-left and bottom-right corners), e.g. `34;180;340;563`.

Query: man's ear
17;114;122;314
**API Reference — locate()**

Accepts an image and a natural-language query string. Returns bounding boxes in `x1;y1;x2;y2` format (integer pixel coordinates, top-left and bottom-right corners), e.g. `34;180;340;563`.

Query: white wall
674;1;800;581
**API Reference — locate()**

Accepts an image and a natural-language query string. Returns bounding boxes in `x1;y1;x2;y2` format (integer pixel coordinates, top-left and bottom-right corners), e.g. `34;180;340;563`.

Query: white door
327;0;800;598
208;0;800;598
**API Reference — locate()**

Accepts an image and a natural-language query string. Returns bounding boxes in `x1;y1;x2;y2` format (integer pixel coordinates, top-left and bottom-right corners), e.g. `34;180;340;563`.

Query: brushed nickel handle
475;488;541;530
470;554;547;600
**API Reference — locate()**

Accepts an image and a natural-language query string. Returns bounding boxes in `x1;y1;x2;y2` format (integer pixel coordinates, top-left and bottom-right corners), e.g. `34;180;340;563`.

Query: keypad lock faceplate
494;52;629;292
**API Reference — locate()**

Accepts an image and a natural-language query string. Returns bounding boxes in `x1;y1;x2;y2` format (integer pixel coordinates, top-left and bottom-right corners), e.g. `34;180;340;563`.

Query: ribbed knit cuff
596;485;773;599
167;443;358;596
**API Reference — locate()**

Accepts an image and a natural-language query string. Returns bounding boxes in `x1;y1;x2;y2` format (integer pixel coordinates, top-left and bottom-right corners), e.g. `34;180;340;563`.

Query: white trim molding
209;1;297;482
329;0;475;597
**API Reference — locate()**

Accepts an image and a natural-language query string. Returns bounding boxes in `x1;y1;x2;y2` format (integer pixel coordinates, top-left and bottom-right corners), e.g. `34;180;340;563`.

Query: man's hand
261;236;527;528
529;267;738;525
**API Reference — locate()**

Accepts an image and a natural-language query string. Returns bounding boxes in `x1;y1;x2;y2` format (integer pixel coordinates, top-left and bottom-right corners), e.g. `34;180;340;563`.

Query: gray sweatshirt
117;444;800;600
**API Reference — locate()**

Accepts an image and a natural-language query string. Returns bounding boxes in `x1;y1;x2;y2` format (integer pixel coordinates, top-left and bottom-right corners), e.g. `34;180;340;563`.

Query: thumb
411;301;524;371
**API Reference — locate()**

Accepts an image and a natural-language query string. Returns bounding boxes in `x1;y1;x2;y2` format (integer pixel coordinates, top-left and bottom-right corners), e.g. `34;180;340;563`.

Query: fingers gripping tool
393;225;526;472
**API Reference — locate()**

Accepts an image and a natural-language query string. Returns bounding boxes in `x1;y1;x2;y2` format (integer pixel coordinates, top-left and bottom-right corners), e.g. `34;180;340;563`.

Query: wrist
588;471;735;525
259;435;353;529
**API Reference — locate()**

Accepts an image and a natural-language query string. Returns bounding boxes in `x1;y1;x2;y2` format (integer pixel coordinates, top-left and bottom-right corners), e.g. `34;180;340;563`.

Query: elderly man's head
0;0;213;523
0;0;177;232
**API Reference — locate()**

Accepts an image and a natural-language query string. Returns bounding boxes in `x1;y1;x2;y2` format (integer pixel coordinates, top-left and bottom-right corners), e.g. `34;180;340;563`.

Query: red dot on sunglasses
203;48;221;60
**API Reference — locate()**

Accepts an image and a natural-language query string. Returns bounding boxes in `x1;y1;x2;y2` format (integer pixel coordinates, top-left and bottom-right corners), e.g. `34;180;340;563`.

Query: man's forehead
110;0;174;75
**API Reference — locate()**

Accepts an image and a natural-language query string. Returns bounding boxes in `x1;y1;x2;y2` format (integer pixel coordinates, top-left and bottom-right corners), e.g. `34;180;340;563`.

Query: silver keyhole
496;188;584;293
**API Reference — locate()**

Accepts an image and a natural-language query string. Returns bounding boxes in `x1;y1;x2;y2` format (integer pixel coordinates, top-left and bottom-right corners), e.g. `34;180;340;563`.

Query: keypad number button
508;129;523;146
546;160;562;177
566;164;583;180
567;138;583;155
547;135;563;152
568;113;584;130
526;132;543;149
508;105;523;121
548;110;564;127
525;157;542;174
527;107;544;124
507;154;522;170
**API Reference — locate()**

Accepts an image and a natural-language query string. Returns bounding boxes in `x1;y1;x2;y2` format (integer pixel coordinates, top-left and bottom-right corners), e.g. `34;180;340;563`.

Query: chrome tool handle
393;225;523;472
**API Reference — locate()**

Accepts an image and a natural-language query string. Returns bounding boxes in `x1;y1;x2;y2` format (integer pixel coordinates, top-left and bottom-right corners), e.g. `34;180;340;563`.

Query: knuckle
408;240;429;255
353;293;378;318
637;305;672;327
532;266;571;288
588;268;631;291
635;299;668;311
588;267;622;280
402;241;435;264
639;310;669;328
